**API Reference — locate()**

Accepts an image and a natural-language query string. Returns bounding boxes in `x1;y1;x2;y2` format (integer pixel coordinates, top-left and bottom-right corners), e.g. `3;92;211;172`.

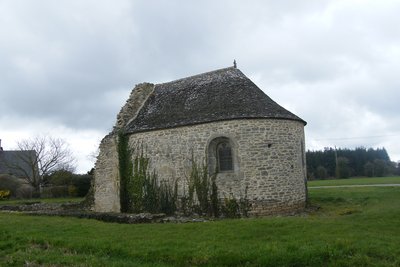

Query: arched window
217;141;233;171
208;137;235;174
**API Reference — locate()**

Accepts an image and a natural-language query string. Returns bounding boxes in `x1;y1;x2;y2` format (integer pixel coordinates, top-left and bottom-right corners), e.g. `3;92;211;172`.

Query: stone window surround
207;135;239;176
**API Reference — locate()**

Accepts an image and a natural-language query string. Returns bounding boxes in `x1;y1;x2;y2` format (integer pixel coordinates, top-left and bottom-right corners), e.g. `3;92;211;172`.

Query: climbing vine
117;134;249;217
184;155;219;217
117;130;132;213
184;157;250;218
117;131;177;214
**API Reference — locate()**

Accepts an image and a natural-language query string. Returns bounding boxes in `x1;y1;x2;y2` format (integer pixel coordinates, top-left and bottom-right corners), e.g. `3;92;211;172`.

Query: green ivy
117;130;133;213
117;132;177;214
185;156;219;217
117;136;249;218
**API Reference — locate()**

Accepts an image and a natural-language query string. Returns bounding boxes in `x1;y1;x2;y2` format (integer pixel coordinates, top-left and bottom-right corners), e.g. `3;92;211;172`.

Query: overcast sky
1;0;400;173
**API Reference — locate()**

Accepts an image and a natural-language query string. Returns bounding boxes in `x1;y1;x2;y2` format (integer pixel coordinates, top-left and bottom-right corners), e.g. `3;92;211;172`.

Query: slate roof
126;67;306;133
0;150;36;178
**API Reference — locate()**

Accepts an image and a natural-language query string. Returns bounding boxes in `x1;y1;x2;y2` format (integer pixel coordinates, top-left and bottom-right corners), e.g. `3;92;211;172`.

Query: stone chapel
92;66;307;215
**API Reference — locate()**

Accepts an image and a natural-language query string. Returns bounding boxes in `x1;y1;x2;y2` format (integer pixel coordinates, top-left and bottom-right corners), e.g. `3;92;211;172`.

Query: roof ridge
156;66;238;86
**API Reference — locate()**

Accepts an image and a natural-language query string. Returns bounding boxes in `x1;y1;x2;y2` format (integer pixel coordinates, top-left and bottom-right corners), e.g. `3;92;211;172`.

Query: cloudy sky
1;0;400;173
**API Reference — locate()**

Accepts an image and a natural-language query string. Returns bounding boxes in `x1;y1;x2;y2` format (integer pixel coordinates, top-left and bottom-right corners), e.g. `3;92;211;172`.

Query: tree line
307;147;400;179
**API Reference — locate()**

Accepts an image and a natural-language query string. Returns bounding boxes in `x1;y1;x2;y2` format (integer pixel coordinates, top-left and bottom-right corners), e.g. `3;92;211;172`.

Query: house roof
126;67;306;133
0;150;36;178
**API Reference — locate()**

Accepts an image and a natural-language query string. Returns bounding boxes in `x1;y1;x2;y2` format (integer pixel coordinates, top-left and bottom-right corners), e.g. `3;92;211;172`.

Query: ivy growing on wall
118;132;249;217
184;157;250;218
117;130;132;213
185;155;219;217
117;131;177;214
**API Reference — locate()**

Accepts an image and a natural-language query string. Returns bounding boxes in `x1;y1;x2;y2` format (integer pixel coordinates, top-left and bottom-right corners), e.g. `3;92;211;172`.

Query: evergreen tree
316;165;328;179
336;157;350;178
306;146;394;179
364;161;374;177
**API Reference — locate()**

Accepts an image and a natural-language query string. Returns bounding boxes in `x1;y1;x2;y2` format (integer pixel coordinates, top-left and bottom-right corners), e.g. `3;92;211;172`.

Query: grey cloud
1;0;400;168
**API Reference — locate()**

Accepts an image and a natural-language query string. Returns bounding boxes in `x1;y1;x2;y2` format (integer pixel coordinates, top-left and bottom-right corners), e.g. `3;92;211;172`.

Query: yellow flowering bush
0;190;11;200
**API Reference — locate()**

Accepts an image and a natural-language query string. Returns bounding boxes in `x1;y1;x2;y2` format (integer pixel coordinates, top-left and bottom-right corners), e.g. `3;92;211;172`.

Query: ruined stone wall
93;134;120;212
93;83;155;212
116;83;155;130
127;119;307;215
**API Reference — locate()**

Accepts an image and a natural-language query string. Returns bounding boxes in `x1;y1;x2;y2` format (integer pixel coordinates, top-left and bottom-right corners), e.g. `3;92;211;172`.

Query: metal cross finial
233;59;237;68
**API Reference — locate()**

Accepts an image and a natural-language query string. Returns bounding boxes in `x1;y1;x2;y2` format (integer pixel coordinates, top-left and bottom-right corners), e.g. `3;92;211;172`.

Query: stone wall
93;118;306;215
92;134;120;212
115;83;155;130
127;118;307;215
93;83;155;212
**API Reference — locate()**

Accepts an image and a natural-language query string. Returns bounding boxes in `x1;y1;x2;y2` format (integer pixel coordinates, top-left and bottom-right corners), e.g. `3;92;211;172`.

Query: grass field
308;176;400;187
0;197;84;205
1;184;399;266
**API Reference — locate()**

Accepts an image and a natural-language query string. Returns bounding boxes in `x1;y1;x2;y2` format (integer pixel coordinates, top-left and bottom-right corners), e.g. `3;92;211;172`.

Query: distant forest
306;147;400;180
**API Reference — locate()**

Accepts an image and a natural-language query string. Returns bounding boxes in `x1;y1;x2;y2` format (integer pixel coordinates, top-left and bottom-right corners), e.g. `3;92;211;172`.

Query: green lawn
308;176;400;187
0;197;84;205
1;187;399;266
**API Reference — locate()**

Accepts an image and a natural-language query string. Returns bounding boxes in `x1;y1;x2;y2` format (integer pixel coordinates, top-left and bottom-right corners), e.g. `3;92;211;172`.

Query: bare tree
11;135;76;192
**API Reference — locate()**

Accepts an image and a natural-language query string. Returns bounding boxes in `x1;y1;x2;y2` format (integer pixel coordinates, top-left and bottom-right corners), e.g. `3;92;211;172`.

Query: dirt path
308;184;400;189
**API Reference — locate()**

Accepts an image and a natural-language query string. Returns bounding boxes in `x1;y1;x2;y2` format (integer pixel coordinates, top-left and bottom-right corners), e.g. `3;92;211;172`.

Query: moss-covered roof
126;67;306;133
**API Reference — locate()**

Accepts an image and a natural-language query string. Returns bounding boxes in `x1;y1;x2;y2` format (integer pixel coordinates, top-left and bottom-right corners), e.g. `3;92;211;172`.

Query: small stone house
93;66;307;215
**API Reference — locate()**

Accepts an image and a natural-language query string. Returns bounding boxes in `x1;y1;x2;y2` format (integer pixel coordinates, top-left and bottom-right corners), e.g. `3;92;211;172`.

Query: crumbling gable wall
93;83;154;212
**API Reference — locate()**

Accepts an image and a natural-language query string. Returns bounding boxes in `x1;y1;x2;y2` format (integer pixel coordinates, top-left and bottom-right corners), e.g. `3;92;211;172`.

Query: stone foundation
248;199;306;216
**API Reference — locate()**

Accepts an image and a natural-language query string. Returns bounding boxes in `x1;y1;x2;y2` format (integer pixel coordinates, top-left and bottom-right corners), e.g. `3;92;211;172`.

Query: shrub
71;175;91;197
43;170;92;198
45;170;74;186
220;189;250;218
158;180;177;215
0;174;21;197
0;174;34;198
0;190;11;200
184;156;220;217
68;185;78;197
16;184;33;199
41;186;69;198
222;195;240;218
239;186;250;217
